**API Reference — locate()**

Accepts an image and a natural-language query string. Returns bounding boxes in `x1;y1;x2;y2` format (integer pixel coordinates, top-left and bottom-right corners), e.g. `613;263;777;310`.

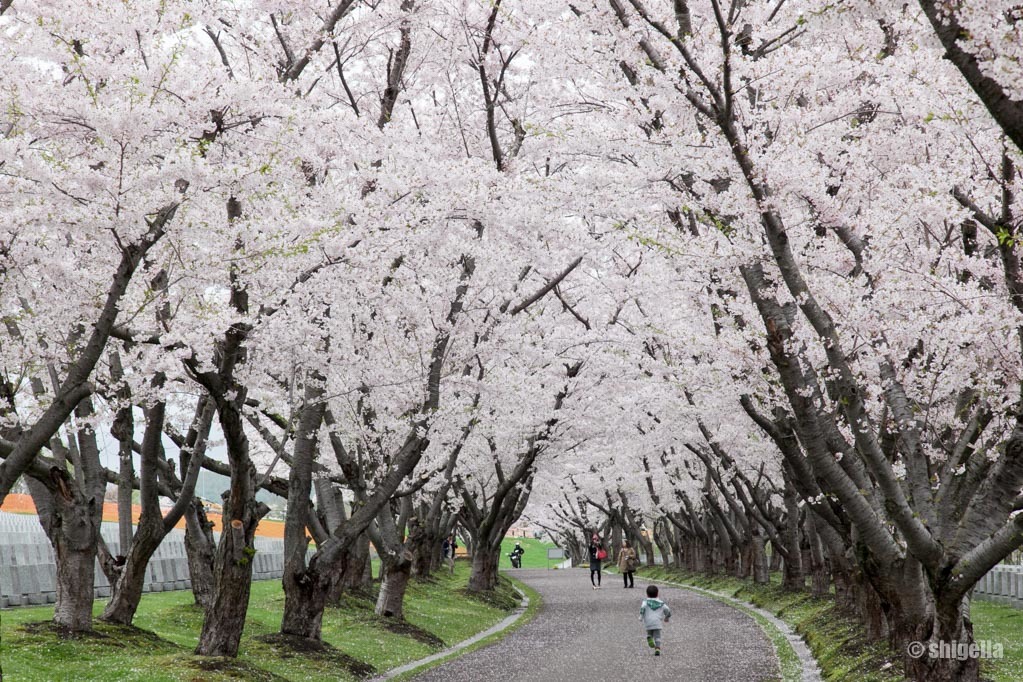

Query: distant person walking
588;533;606;589
618;540;638;588
442;534;458;574
640;584;672;656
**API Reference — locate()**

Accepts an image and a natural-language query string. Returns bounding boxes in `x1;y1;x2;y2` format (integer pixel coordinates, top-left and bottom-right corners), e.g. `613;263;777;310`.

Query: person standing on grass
588;532;606;589
442;534;457;574
640;584;671;656
617;540;638;588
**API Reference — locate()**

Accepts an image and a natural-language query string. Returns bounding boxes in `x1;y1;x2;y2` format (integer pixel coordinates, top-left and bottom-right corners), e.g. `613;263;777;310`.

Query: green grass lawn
498;536;557;570
971;599;1023;682
0;562;522;681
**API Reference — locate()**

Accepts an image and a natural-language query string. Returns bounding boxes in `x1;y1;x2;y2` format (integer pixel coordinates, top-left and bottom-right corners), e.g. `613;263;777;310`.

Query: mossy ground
0;561;519;681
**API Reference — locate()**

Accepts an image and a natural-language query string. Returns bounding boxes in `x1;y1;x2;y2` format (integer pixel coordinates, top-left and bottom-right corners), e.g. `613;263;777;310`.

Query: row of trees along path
0;1;1022;680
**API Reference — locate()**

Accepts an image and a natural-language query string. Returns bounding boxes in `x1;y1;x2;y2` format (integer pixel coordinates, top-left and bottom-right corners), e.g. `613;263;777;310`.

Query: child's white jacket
640;597;671;630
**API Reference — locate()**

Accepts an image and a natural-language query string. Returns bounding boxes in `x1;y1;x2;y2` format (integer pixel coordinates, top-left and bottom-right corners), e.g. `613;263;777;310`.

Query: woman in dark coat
588;533;605;589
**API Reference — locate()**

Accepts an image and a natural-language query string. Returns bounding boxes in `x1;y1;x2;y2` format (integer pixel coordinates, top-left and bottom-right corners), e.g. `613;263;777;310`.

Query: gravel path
411;568;780;682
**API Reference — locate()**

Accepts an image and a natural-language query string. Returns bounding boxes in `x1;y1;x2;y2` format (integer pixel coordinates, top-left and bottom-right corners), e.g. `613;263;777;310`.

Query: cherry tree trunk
654;535;673;570
333;533;371;598
891;588;979;681
638;533;656;568
769;544;783;572
831;567;855;610
651;520;671;569
782;551;804;590
410;530;436;579
803;515;830;597
28;480;102;633
781;496;803;589
466;547;501;593
194;508;264;655
810;560;830;597
281;575;332;640
53;540;97;632
111;402;135;553
425;534;447;574
710;539;726;574
281;536;358;640
751;534;769;585
855;577;890;642
101;524;162;624
736;540;751;579
376;558;412;619
184;501;216;610
44;487;100;633
686;539;705;573
672;526;685;570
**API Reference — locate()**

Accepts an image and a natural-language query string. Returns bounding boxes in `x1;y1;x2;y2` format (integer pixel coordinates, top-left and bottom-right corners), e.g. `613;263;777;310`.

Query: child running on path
639;584;671;656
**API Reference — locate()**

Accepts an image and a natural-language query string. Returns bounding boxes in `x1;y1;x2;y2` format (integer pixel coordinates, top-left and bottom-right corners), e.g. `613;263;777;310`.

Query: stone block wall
973;564;1023;608
0;511;286;608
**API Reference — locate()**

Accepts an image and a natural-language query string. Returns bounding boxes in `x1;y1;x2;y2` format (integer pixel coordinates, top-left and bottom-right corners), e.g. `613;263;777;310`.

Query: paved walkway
411;568;779;682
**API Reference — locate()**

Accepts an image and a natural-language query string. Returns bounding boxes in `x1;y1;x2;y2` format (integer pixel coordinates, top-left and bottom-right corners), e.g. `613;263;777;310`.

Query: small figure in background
509;541;525;568
618;540;638;588
442;534;458;574
588;532;606;589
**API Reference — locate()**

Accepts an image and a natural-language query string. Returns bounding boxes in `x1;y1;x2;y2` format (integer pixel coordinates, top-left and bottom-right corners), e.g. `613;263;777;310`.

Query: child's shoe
647;636;655;648
654;648;661;656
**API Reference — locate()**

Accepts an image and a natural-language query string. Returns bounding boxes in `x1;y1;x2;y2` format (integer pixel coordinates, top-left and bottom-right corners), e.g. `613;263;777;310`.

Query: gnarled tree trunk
194;392;269;656
376;556;413;619
184;501;217;609
27;397;106;633
194;488;268;655
467;547;501;593
103;392;211;625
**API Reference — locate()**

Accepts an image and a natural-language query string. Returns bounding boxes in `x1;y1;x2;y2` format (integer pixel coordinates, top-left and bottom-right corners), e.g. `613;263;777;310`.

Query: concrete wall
0;511;285;608
973;564;1023;608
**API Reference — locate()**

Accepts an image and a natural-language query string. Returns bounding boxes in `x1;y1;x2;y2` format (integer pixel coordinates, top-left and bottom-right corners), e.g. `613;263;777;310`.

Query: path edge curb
656;576;823;682
368;578;540;682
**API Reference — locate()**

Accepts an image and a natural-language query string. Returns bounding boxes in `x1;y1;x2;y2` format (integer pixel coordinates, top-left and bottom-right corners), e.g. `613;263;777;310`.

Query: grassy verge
639;566;903;682
0;561;517;681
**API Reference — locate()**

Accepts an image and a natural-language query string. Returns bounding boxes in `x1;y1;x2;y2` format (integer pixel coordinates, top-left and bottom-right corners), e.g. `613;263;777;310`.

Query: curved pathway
411;568;779;682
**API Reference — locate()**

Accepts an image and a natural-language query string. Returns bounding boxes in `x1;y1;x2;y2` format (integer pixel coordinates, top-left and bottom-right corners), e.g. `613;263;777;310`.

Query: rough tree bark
102;392;213;625
184;500;217;609
191;197;270;657
26;397;106;633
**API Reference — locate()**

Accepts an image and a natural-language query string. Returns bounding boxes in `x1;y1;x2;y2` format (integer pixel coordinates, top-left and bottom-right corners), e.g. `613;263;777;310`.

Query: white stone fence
0;511;285;608
972;563;1023;607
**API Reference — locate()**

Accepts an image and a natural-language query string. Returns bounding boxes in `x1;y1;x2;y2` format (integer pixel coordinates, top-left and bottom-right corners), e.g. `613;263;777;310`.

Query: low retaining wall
973;564;1023;607
0;511;285;608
